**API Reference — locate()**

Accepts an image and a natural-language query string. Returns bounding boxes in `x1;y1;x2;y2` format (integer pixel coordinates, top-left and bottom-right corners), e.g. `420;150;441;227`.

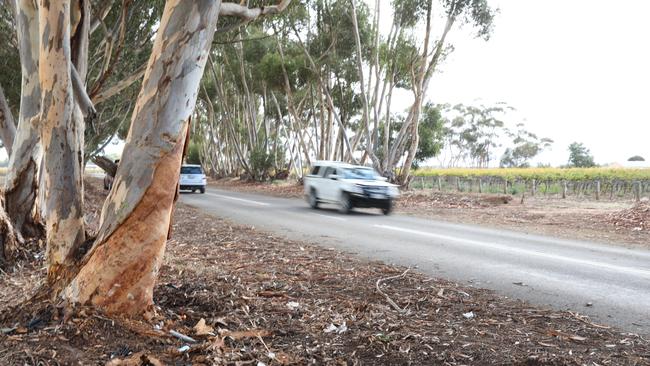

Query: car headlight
388;186;399;196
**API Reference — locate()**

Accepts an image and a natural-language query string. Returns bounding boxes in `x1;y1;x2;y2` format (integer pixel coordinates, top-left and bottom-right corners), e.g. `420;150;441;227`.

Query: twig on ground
375;267;411;313
170;330;197;343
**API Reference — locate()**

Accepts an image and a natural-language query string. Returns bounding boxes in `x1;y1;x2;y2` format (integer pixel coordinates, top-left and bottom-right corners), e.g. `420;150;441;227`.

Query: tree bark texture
4;0;43;238
63;0;221;315
37;0;86;280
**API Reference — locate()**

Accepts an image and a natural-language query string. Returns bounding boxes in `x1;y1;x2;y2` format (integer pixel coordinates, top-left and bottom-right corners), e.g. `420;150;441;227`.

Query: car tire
382;200;393;215
339;192;352;214
200;187;205;194
308;189;319;209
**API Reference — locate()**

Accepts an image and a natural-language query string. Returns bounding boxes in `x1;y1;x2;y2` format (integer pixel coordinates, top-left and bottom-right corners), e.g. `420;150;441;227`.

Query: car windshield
342;168;378;180
181;166;202;174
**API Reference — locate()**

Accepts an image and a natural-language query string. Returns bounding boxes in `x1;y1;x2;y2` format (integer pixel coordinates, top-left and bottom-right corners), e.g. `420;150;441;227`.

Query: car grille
362;186;386;195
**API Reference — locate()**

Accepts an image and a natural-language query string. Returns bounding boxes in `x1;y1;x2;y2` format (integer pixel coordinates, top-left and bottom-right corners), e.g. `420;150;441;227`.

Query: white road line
374;224;650;279
313;213;346;221
205;192;270;206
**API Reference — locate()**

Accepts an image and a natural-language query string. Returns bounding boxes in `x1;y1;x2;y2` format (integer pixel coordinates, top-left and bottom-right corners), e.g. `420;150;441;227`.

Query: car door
321;167;337;201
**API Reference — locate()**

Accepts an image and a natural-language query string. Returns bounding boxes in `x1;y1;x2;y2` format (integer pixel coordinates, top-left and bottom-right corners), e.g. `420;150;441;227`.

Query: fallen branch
375;267;410;313
92;155;118;177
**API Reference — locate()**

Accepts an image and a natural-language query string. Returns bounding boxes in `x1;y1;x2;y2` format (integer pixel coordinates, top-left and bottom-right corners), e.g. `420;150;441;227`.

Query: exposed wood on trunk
38;0;86;281
0;84;16;156
64;0;221;315
4;0;43;238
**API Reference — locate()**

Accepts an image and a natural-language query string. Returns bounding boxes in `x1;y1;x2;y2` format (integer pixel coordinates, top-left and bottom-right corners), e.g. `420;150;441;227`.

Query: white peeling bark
37;0;86;280
4;0;42;238
0;85;16;156
64;0;221;315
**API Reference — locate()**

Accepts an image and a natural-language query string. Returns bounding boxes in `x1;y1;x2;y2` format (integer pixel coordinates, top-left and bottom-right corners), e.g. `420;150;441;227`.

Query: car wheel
200;187;205;194
382;200;393;215
339;192;352;214
308;189;319;209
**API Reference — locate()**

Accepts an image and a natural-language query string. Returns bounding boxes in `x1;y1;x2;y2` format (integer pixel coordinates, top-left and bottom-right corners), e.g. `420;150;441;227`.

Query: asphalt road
181;187;650;335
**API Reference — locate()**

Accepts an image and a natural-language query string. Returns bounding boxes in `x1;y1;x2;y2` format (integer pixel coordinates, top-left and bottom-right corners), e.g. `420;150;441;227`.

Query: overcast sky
3;1;648;168
418;0;650;166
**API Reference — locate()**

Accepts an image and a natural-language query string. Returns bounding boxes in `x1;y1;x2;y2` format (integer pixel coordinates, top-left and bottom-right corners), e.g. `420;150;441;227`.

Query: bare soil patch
1;179;649;365
397;190;650;248
209;178;304;199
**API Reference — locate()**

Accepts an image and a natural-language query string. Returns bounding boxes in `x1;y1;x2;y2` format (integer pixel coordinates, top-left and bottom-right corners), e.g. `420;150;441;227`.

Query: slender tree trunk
0;85;16;156
4;0;43;238
38;0;86;281
63;0;221;315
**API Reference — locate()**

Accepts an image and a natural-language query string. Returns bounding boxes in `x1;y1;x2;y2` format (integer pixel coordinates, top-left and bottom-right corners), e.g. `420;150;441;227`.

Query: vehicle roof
312;160;373;169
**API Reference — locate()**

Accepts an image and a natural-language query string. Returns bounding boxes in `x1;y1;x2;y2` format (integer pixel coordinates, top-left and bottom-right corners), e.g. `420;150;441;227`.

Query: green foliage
567;142;596;168
249;146;274;181
500;123;553;168
413;103;444;168
441;103;508;167
445;0;497;40
0;5;20;115
186;142;202;165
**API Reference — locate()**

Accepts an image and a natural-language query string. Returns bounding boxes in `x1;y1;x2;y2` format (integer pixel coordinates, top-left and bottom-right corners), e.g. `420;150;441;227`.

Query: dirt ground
1;179;649;365
210;178;650;248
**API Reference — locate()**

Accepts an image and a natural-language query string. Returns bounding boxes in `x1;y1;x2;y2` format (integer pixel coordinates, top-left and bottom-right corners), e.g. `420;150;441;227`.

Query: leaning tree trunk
63;0;221;315
37;0;86;282
4;0;43;239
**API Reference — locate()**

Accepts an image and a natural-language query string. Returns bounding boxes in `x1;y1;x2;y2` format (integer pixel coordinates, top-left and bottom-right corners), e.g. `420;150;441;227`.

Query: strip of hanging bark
0;84;16;156
70;63;96;119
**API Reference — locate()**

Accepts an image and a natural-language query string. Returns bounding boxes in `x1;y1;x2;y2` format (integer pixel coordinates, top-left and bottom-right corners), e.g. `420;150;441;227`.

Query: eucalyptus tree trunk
0;85;16;156
4;0;43;238
63;0;221;315
37;0;86;281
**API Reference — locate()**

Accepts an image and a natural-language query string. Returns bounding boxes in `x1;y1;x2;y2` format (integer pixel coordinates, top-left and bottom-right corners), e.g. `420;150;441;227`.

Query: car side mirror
328;174;338;180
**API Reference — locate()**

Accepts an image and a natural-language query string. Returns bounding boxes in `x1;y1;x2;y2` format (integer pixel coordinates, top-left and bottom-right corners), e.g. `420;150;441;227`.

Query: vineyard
411;168;650;201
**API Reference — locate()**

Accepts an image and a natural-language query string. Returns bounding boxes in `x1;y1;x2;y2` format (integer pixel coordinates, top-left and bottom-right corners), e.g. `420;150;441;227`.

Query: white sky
3;1;648;167
417;0;650;166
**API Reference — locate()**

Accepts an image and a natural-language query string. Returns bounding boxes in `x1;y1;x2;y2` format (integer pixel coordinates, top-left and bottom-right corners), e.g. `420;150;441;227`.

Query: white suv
303;161;399;215
179;164;206;193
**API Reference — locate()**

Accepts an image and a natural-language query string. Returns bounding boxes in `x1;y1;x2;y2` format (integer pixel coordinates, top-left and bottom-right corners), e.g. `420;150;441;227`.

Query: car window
310;165;321;176
322;167;336;177
342;168;378;180
181;166;203;174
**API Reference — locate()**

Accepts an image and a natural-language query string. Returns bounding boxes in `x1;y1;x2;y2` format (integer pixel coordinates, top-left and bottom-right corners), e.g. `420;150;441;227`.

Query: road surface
181;187;650;334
